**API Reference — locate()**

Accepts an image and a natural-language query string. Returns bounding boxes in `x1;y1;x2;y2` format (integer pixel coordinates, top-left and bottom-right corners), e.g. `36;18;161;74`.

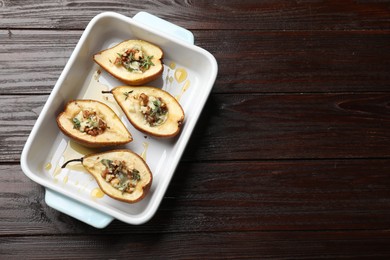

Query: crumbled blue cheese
73;109;101;133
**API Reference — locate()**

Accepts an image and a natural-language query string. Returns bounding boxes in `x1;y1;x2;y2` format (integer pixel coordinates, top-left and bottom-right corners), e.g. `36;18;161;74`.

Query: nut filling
72;109;108;136
137;93;168;127
101;159;141;194
114;46;154;73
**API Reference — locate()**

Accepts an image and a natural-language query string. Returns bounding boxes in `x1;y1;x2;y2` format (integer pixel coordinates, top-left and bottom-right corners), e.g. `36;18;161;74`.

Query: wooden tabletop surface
1;1;390;258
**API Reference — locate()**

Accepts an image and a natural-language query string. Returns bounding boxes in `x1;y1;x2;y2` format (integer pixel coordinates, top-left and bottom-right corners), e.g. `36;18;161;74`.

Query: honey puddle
174;68;187;83
169;62;176;70
91;187;105;199
44;162;52;171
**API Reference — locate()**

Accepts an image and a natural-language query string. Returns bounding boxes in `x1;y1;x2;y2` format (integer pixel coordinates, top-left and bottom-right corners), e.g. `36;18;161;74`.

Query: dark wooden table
1;1;390;258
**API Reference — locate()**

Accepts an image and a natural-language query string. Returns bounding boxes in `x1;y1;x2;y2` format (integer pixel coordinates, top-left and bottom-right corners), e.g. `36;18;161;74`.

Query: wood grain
1;230;390;258
1;30;390;94
206;30;390;93
1;159;390;235
0;95;45;162
2;93;389;162
0;30;79;94
2;1;390;258
1;0;390;30
186;93;390;160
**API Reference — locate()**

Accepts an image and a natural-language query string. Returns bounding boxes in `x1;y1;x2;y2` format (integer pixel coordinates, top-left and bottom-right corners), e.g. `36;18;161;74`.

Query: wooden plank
205;30;390;93
1;231;390;258
0;30;80;94
1;30;390;94
2;159;390;235
0;95;45;162
1;1;390;30
186;93;390;160
1;93;389;162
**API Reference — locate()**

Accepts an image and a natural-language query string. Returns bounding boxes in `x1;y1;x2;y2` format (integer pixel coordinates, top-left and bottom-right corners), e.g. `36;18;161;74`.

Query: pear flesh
81;149;152;203
111;86;185;138
93;40;163;85
57;100;132;147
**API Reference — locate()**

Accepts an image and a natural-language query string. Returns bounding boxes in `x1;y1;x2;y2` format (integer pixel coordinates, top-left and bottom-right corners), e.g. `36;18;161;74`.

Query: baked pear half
105;86;185;138
93;40;163;85
57;100;132;147
61;149;152;203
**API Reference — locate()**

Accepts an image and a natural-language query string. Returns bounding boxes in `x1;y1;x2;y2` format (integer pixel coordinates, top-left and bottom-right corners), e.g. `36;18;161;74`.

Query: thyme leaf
123;90;134;100
132;169;141;181
72;118;81;129
101;159;113;169
140;55;154;71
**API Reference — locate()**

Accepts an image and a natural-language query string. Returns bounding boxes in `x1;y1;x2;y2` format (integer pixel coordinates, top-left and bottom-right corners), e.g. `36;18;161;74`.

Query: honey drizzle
141;142;149;160
63;174;69;184
175;79;191;101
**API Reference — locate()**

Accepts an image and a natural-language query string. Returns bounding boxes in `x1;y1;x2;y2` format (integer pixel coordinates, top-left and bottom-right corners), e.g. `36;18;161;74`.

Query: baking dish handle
45;188;113;228
133;11;195;44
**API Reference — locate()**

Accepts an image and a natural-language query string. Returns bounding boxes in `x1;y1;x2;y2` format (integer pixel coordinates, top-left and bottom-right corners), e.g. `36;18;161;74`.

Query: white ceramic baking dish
20;12;218;228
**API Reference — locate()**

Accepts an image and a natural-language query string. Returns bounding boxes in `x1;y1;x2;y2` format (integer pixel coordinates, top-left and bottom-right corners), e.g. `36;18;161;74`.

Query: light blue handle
45;189;113;228
44;12;194;228
133;11;195;44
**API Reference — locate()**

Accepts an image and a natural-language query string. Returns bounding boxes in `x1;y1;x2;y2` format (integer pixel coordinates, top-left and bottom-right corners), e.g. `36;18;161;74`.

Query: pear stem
61;158;83;168
101;90;112;94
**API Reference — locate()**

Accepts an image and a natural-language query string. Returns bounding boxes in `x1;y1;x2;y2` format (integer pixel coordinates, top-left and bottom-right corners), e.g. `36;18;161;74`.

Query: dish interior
22;13;216;223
